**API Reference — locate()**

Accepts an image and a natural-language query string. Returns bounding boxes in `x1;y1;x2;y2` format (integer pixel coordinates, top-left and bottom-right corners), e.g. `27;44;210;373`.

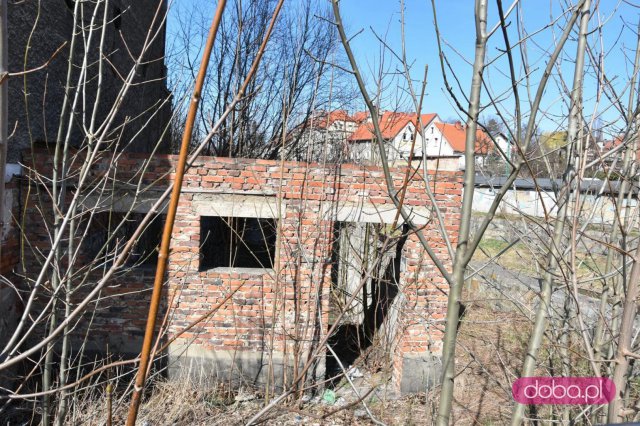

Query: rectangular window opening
200;216;277;270
84;212;164;268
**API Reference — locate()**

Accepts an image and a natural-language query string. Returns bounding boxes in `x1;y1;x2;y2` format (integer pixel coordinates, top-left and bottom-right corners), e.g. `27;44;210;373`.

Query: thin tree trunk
608;240;640;422
511;1;591;424
53;217;72;426
608;94;640;419
44;3;94;422
593;25;640;379
435;1;487;424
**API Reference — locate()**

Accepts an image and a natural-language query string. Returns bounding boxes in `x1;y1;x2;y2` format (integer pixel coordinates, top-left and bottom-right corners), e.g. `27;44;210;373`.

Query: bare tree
167;0;354;160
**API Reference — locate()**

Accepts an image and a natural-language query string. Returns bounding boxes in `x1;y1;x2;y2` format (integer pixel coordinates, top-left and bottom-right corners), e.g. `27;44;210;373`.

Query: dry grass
65;375;433;425
59;302;529;425
53;288;603;425
64;375;240;425
474;237;608;293
448;298;531;424
51;300;538;425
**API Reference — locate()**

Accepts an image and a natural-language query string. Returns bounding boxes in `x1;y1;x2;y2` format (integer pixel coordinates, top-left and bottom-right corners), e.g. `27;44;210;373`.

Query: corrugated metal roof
474;175;638;195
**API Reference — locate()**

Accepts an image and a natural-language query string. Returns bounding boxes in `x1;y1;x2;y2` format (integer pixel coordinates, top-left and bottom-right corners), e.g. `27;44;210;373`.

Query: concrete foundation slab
167;344;325;390
399;354;442;394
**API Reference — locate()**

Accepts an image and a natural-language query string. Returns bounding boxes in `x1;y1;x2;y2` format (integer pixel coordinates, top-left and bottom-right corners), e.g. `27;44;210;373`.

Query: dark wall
7;0;171;163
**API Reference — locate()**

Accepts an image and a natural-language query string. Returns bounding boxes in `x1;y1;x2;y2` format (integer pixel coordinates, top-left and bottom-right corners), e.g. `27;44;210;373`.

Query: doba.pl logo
512;377;616;405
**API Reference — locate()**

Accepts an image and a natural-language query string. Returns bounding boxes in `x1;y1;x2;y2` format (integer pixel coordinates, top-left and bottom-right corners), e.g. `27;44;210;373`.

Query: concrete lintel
82;193;168;214
192;193;286;219
323;201;431;225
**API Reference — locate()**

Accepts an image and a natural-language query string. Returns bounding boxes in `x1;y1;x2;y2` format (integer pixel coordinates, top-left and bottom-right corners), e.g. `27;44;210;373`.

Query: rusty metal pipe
125;1;227;424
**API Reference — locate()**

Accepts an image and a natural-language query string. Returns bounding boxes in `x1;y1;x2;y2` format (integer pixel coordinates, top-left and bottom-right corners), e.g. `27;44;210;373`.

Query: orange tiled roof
348;112;437;142
602;135;640;161
309;110;357;130
603;136;623;151
352;111;369;123
418;113;438;129
434;121;492;155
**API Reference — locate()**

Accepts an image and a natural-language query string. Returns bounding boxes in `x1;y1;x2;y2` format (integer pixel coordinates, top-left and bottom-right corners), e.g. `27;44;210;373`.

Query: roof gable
434;121;492;155
349;111;437;142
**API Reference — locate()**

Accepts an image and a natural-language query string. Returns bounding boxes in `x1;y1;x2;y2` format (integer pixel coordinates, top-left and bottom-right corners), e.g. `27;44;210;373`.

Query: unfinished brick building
16;148;462;393
0;0;463;395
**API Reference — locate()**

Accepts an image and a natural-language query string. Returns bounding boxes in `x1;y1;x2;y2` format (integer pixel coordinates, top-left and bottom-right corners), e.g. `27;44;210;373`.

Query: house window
200;217;277;270
403;132;407;140
130;214;164;266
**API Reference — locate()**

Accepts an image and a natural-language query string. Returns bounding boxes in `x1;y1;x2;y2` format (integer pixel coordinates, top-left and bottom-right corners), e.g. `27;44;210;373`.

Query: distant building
288;110;360;161
291;109;506;169
600;134;640;168
348;111;438;163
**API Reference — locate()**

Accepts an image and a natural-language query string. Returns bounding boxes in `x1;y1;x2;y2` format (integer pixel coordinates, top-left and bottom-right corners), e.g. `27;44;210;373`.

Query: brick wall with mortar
14;149;462;392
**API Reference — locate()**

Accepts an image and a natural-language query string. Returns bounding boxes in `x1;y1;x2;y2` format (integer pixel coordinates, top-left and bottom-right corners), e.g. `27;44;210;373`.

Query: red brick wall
17;149;462;388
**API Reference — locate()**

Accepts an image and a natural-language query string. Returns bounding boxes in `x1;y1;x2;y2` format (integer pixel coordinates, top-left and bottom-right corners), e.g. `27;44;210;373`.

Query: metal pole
125;1;227;424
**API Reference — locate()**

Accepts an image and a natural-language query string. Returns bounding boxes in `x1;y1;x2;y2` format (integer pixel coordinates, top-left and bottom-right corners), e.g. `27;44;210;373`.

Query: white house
423;120;498;169
348;111;440;163
296;110;505;169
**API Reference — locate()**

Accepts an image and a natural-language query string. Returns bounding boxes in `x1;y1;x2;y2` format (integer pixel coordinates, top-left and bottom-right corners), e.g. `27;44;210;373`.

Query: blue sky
339;0;484;120
335;0;638;132
167;1;639;135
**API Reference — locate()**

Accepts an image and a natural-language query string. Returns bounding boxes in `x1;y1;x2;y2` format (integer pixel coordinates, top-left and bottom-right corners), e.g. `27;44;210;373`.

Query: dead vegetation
51;298;530;426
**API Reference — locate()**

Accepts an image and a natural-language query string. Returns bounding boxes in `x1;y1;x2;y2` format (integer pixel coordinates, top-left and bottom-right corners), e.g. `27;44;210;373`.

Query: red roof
602;135;640;161
348;112;437;142
309;110;357;130
352;111;369;123
603;136;623;151
434;121;492;155
418;113;438;129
